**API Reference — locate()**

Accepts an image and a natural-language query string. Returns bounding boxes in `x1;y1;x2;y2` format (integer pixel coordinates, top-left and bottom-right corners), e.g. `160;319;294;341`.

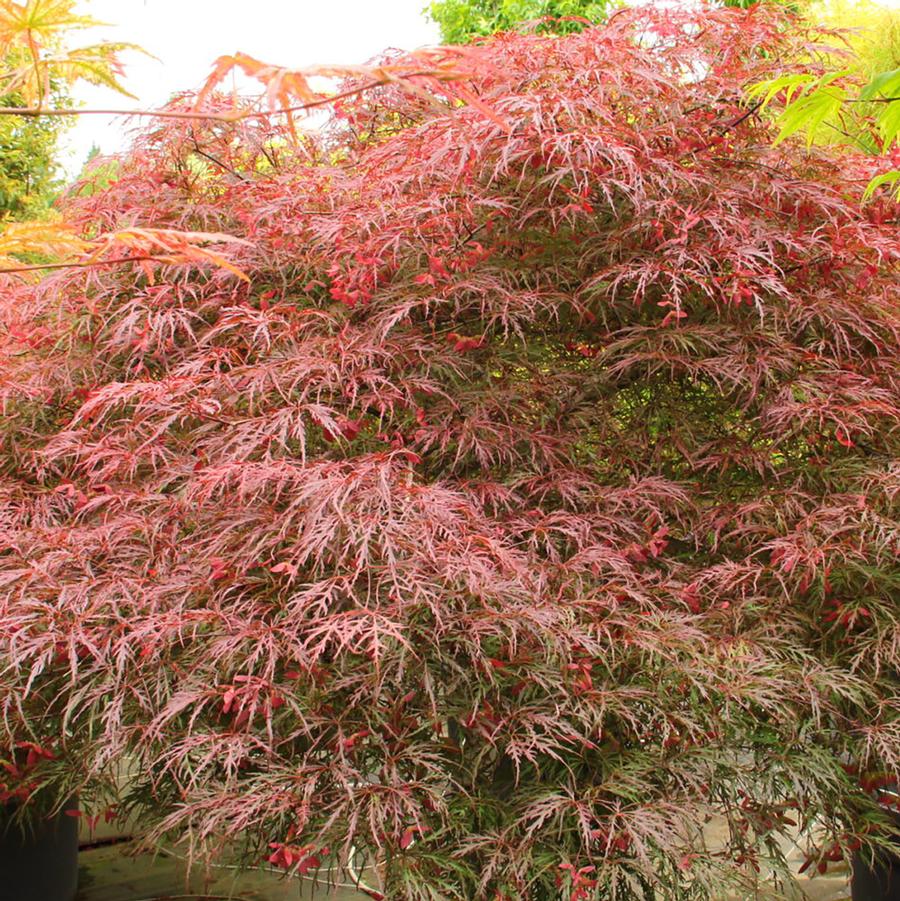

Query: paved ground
76;841;367;900
75;840;851;901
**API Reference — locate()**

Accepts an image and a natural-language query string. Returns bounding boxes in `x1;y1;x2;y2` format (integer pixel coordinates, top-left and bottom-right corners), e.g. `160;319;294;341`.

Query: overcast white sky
64;0;440;174
65;0;900;176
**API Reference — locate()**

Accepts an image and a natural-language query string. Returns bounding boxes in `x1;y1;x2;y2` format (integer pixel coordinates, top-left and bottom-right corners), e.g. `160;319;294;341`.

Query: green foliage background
0;42;70;222
815;0;900;77
427;0;611;42
425;0;802;41
0;91;64;220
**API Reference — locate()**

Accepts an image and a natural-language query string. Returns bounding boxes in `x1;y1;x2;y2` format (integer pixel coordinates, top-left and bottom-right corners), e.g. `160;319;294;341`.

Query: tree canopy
0;4;898;900
428;0;610;42
0;80;64;220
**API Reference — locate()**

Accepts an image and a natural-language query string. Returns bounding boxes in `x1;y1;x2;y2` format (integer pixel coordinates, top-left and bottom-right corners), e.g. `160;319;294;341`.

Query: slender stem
0;254;172;275
0;71;455;122
717;100;764;135
0;106;244;120
190;134;250;182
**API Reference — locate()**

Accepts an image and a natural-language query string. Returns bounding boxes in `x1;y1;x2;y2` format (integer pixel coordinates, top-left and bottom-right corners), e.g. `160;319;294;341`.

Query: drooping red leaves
0;4;897;898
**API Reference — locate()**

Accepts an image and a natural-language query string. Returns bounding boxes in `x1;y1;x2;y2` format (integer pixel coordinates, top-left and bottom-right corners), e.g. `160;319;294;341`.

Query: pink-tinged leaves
0;4;898;899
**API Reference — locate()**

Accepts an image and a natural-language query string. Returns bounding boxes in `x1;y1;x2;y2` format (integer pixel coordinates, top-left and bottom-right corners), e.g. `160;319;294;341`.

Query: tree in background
428;0;610;42
0;80;65;220
425;0;800;41
1;5;897;898
0;0;140;261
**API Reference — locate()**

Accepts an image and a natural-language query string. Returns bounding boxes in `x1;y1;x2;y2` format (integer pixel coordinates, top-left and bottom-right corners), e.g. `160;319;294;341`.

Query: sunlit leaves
0;0;99;38
35;41;141;97
0;0;140;104
85;227;251;281
194;46;508;131
862;168;900;199
744;72;820;110
0;225;250;279
197;52;324;112
860;66;900;103
747;69;854;147
748;42;900;199
0;0;142;268
0;219;87;262
861;67;900;159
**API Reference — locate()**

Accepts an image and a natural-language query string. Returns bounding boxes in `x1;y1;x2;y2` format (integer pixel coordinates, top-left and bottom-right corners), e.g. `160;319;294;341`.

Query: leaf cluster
746;0;900;199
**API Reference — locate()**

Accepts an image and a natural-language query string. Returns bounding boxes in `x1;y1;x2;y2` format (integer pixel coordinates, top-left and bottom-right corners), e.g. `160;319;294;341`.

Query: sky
64;0;440;174
64;0;900;176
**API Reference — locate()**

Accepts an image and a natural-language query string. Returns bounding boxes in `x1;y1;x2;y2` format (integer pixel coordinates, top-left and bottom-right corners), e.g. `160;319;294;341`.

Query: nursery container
0;800;79;901
852;808;900;901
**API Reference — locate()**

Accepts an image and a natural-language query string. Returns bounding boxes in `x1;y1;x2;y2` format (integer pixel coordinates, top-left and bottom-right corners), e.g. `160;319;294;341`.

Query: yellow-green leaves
37;41;142;98
745;72;820;111
0;0;141;105
860;67;900;148
0;0;99;39
0;220;87;266
0;1;148;267
862;168;900;200
748;62;900;200
746;69;854;148
0;225;251;279
860;66;900;102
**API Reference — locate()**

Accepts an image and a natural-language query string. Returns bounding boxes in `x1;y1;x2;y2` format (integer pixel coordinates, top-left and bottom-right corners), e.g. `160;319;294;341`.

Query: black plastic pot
852;809;900;901
0;800;79;901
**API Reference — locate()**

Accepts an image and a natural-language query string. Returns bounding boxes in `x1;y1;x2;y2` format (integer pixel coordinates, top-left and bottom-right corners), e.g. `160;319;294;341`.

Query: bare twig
0;254;197;275
190;133;250;182
0;69;458;123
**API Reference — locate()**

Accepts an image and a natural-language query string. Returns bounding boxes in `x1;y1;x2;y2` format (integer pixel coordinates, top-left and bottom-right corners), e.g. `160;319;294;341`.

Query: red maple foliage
1;5;898;898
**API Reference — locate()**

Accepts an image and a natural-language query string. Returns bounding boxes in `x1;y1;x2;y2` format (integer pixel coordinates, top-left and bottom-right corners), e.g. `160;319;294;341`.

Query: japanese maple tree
1;4;898;899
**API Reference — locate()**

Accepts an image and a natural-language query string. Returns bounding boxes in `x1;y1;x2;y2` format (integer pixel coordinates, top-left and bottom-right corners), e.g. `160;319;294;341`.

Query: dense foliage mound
1;5;898;898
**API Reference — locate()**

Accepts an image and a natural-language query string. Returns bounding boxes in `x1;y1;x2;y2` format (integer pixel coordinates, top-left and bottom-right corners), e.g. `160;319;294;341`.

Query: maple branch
451;221;490;253
822;119;873;152
716;100;764;136
0;106;245;120
683;102;765;157
0;254;190;275
190;134;250;183
0;70;457;124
